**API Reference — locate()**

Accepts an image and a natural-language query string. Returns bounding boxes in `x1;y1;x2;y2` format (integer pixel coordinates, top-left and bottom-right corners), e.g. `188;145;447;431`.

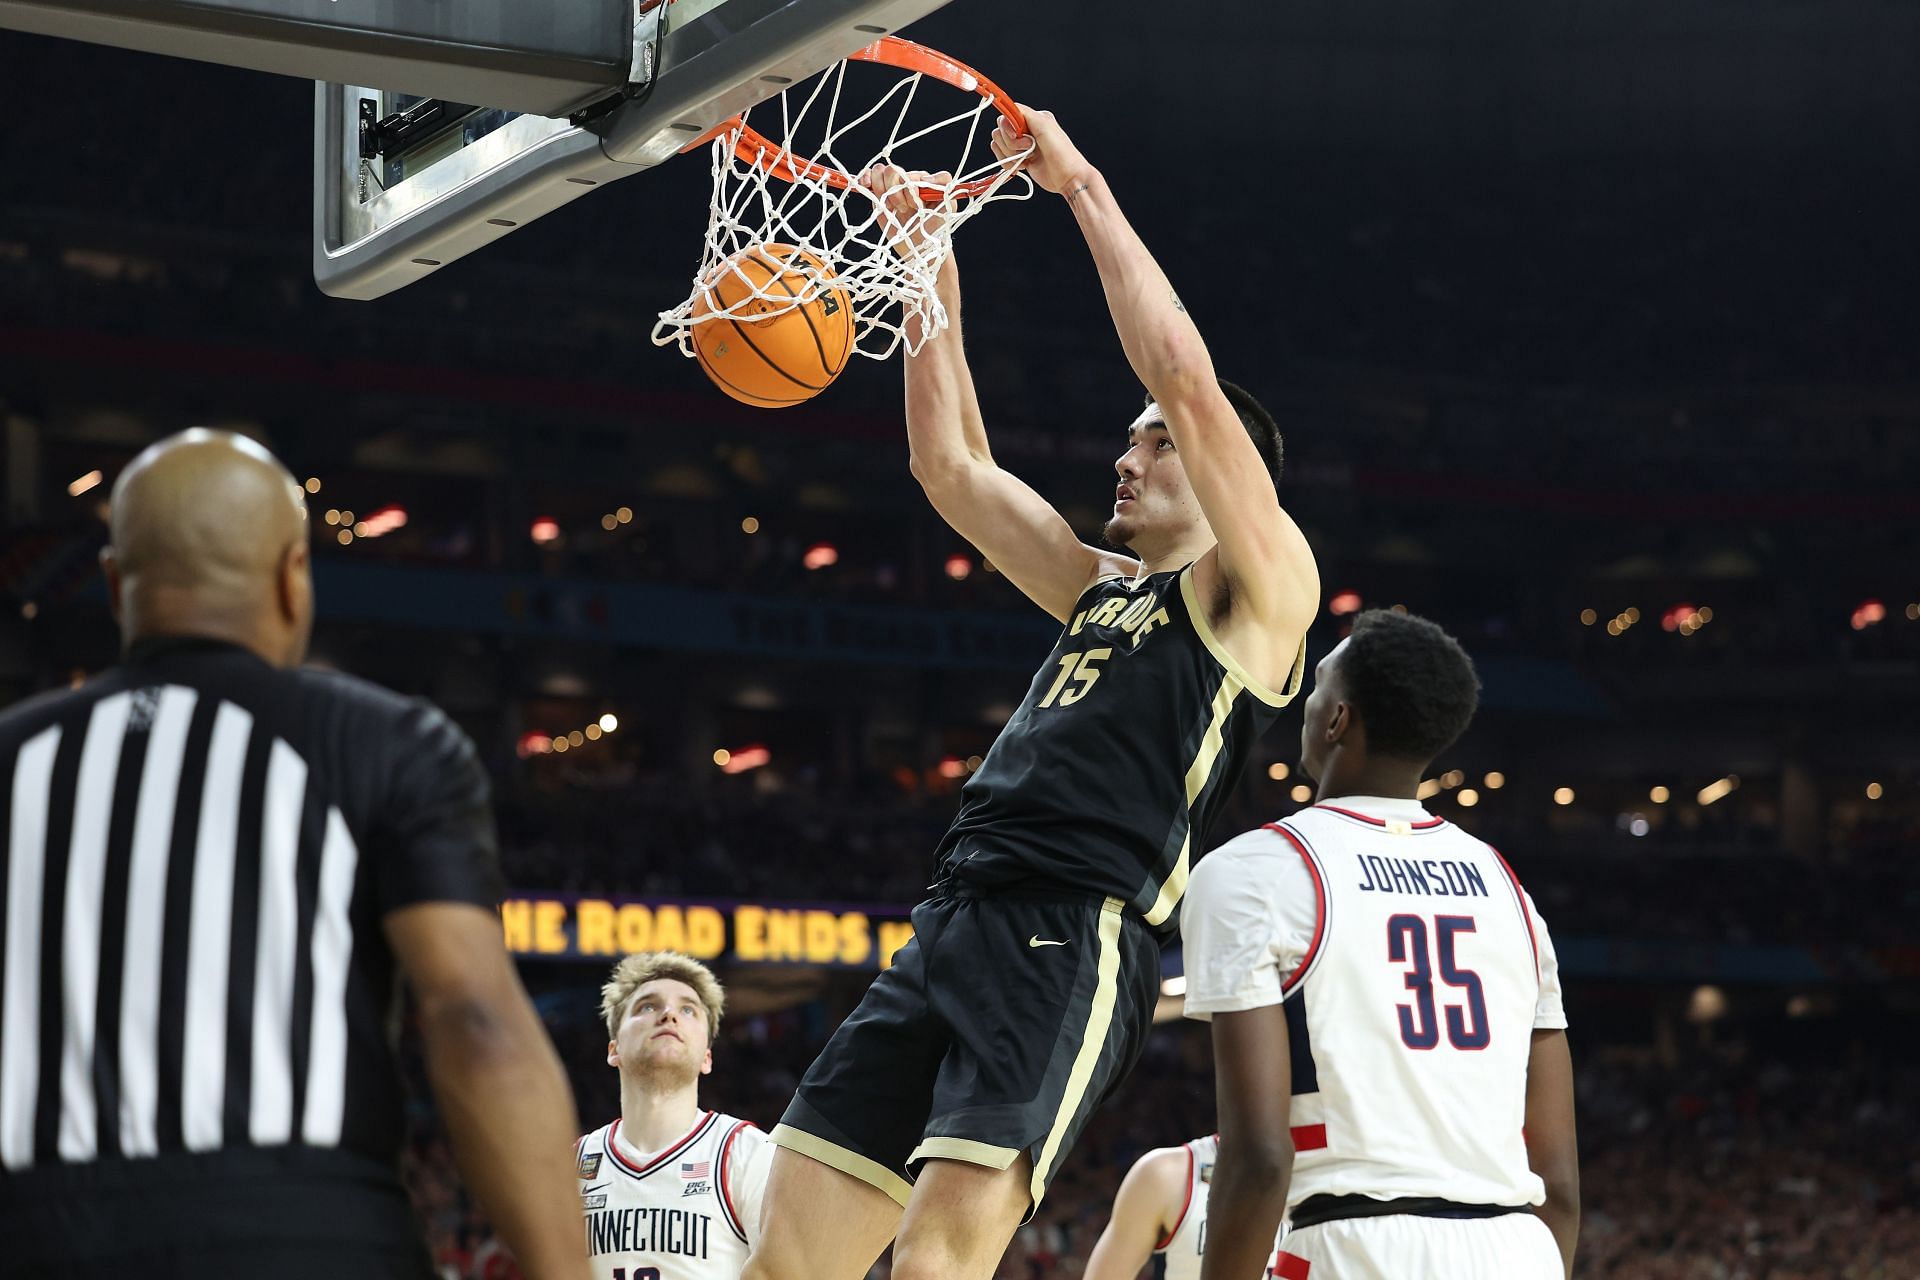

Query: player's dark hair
1340;609;1481;763
1144;379;1284;493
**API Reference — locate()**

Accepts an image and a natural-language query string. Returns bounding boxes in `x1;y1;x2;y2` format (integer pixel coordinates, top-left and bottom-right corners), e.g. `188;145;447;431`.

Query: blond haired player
1182;610;1579;1280
577;954;772;1277
1083;1135;1282;1280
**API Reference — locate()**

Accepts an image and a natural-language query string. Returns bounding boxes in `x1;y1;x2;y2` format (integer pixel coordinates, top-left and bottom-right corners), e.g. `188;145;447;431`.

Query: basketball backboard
314;0;956;300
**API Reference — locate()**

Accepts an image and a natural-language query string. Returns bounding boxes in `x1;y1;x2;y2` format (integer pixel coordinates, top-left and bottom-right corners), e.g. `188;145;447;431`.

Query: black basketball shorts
771;890;1161;1212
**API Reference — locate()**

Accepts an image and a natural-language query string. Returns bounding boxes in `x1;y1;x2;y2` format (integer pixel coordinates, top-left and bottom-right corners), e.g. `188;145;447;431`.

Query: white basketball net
651;45;1034;362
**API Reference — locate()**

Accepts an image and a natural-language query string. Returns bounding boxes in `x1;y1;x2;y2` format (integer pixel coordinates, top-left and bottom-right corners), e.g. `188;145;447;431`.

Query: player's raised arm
1082;1147;1188;1280
864;167;1135;623
995;110;1318;641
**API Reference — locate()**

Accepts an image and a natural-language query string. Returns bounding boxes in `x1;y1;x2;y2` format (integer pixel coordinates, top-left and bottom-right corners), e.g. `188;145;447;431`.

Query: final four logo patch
577;1151;603;1179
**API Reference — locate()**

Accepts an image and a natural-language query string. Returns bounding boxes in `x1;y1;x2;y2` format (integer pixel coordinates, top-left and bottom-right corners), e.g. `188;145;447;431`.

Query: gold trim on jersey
769;1123;914;1208
909;1136;1023;1170
1143;672;1241;927
1178;569;1307;709
1030;896;1126;1207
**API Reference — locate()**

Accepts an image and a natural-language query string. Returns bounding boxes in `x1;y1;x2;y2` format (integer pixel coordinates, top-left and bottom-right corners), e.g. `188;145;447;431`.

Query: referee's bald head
102;429;314;667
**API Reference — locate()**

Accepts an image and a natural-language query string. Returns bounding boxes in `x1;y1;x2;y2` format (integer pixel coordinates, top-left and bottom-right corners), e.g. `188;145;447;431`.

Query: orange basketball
691;244;854;408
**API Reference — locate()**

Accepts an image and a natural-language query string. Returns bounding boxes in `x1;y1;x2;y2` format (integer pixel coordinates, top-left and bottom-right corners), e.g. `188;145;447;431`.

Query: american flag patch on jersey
682;1161;711;1180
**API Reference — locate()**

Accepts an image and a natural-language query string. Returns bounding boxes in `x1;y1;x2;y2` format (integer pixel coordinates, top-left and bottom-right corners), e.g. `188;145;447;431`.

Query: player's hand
859;164;953;258
991;106;1092;196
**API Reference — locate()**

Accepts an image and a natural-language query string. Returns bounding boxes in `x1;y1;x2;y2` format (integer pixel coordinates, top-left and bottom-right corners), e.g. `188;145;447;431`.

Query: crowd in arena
491;769;1920;950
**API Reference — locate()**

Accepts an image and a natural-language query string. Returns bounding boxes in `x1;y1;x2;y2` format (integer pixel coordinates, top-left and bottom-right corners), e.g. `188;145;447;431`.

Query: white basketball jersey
1152;1135;1215;1280
576;1111;770;1280
1182;797;1566;1212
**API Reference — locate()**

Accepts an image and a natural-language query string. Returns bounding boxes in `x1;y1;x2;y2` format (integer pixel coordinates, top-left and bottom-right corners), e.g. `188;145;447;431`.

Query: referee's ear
276;538;315;667
100;546;125;628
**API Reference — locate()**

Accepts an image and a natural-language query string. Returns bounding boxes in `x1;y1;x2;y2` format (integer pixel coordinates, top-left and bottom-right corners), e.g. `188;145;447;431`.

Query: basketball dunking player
1082;1135;1280;1280
740;107;1321;1280
1182;610;1580;1280
577;954;771;1279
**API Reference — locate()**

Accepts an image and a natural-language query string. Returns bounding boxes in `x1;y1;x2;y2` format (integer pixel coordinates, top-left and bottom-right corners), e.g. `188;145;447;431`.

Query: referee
0;430;589;1280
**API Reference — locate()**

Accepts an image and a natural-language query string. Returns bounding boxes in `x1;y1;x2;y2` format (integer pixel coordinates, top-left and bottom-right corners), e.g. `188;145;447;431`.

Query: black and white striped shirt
0;636;501;1256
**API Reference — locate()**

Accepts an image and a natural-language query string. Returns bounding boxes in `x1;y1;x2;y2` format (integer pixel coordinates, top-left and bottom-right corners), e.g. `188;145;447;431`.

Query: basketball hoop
651;37;1033;363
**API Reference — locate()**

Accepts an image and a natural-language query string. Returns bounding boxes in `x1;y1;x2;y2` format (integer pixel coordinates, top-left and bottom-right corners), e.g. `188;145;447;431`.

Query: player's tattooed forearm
1067;181;1091;205
1171;290;1187;313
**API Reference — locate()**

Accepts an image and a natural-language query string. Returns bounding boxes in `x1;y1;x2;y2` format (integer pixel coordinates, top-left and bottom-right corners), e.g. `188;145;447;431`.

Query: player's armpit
913;457;1133;622
1202;1006;1293;1280
1524;1028;1580;1280
1082;1147;1189;1280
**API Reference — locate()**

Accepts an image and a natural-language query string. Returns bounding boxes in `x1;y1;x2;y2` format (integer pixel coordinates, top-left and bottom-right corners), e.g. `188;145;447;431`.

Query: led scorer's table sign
501;895;917;969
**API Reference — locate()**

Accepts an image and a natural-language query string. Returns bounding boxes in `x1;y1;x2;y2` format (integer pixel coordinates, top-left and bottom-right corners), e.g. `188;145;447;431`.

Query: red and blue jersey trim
605;1111;718;1181
1267;821;1330;994
715;1119;755;1242
1313;803;1447;832
1488;846;1540;978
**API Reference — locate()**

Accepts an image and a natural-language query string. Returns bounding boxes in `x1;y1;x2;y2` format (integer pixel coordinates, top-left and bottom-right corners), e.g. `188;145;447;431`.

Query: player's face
1299;640;1352;786
608;978;713;1083
1103;406;1203;551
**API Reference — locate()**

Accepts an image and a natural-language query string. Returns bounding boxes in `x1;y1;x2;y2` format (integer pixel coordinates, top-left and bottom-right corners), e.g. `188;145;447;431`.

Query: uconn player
1083;1135;1281;1280
577;954;771;1279
1182;611;1579;1280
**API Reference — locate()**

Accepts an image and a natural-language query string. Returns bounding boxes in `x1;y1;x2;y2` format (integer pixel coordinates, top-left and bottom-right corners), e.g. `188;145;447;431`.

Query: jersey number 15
1386;914;1489;1050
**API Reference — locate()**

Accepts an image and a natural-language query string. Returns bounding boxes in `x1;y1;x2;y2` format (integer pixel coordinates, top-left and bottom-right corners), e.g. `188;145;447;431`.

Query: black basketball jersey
934;565;1304;930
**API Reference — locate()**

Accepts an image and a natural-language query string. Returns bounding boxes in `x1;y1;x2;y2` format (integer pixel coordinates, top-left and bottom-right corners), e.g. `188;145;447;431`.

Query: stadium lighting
1553;787;1575;805
1687;985;1727;1024
1328;590;1363;616
1268;762;1290;780
1851;600;1886;630
1579;608;1597;626
721;745;771;775
1457;788;1480;808
1697;775;1740;806
68;470;103;497
599;714;618;733
944;554;973;581
803;542;839;570
1290;784;1313;803
358;505;407;538
1650;785;1671;804
741;516;761;534
304;477;322;494
1866;782;1884;800
1416;778;1443;800
530;517;562;545
937;756;967;779
1483;771;1505;790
